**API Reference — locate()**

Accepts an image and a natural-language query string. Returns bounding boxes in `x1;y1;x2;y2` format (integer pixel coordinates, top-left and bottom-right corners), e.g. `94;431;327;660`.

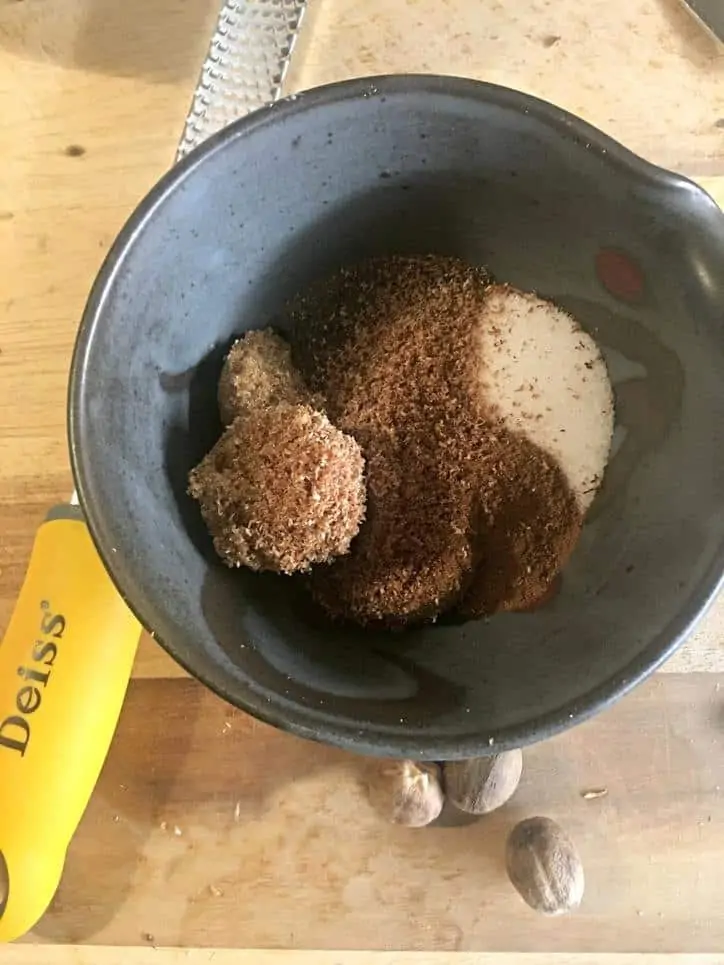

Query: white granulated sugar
476;285;614;512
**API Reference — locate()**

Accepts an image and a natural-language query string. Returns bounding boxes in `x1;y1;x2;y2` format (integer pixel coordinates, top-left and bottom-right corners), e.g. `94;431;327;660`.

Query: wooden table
2;0;724;960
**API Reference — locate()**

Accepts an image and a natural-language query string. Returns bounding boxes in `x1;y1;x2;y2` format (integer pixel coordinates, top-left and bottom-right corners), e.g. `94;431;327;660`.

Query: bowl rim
68;73;724;758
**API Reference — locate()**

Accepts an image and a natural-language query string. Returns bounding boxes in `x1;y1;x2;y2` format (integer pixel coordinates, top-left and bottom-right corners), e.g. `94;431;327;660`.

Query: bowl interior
71;77;724;757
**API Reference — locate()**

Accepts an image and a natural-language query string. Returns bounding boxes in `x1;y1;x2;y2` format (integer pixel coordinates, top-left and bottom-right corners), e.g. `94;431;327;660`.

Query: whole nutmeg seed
367;760;444;827
506;816;585;915
443;749;523;814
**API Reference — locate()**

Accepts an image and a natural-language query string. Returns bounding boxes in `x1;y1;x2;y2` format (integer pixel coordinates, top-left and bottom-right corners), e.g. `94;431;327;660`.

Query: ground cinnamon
295;255;582;627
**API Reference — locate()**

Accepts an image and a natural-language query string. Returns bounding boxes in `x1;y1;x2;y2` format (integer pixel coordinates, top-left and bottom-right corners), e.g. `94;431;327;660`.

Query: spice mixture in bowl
189;256;614;627
69;76;724;758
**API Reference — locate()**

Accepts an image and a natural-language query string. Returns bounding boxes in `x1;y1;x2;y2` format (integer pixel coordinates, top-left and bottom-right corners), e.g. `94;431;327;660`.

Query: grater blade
177;0;308;160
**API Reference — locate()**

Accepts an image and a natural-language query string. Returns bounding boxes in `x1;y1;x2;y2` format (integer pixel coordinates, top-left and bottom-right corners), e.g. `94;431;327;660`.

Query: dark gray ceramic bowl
69;75;724;759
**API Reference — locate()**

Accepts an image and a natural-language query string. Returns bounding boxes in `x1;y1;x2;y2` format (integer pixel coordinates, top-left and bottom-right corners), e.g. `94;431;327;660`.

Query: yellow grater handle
0;506;141;942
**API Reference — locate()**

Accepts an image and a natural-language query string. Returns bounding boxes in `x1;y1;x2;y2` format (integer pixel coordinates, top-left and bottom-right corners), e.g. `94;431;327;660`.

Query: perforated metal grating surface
177;0;308;160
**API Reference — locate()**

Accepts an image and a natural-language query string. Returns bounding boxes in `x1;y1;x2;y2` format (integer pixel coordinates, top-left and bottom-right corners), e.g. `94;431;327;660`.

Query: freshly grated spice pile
217;328;317;425
189;330;366;575
296;256;582;626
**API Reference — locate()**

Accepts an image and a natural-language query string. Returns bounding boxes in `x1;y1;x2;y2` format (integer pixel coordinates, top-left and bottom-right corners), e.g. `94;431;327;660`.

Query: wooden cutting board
288;0;724;176
16;674;724;953
6;953;724;964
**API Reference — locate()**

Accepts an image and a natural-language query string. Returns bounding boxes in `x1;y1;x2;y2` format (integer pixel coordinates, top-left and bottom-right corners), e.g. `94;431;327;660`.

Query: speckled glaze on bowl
69;75;724;759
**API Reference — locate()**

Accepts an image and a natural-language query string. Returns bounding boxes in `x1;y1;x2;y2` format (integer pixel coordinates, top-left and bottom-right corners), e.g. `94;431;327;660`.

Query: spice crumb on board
581;787;608;800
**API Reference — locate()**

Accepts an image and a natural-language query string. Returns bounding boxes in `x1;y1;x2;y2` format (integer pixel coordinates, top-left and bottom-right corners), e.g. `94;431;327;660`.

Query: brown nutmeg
443;749;522;814
367;760;444;827
505;816;585;915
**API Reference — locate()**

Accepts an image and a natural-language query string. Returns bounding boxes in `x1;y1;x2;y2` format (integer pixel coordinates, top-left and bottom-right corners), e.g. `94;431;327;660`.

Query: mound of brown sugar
297;256;582;626
189;403;365;575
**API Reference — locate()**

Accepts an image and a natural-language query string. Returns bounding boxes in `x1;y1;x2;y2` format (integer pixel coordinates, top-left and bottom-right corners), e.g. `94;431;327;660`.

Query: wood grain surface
15;673;724;952
7;953;724;965
288;0;724;175
0;0;218;672
6;953;724;965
